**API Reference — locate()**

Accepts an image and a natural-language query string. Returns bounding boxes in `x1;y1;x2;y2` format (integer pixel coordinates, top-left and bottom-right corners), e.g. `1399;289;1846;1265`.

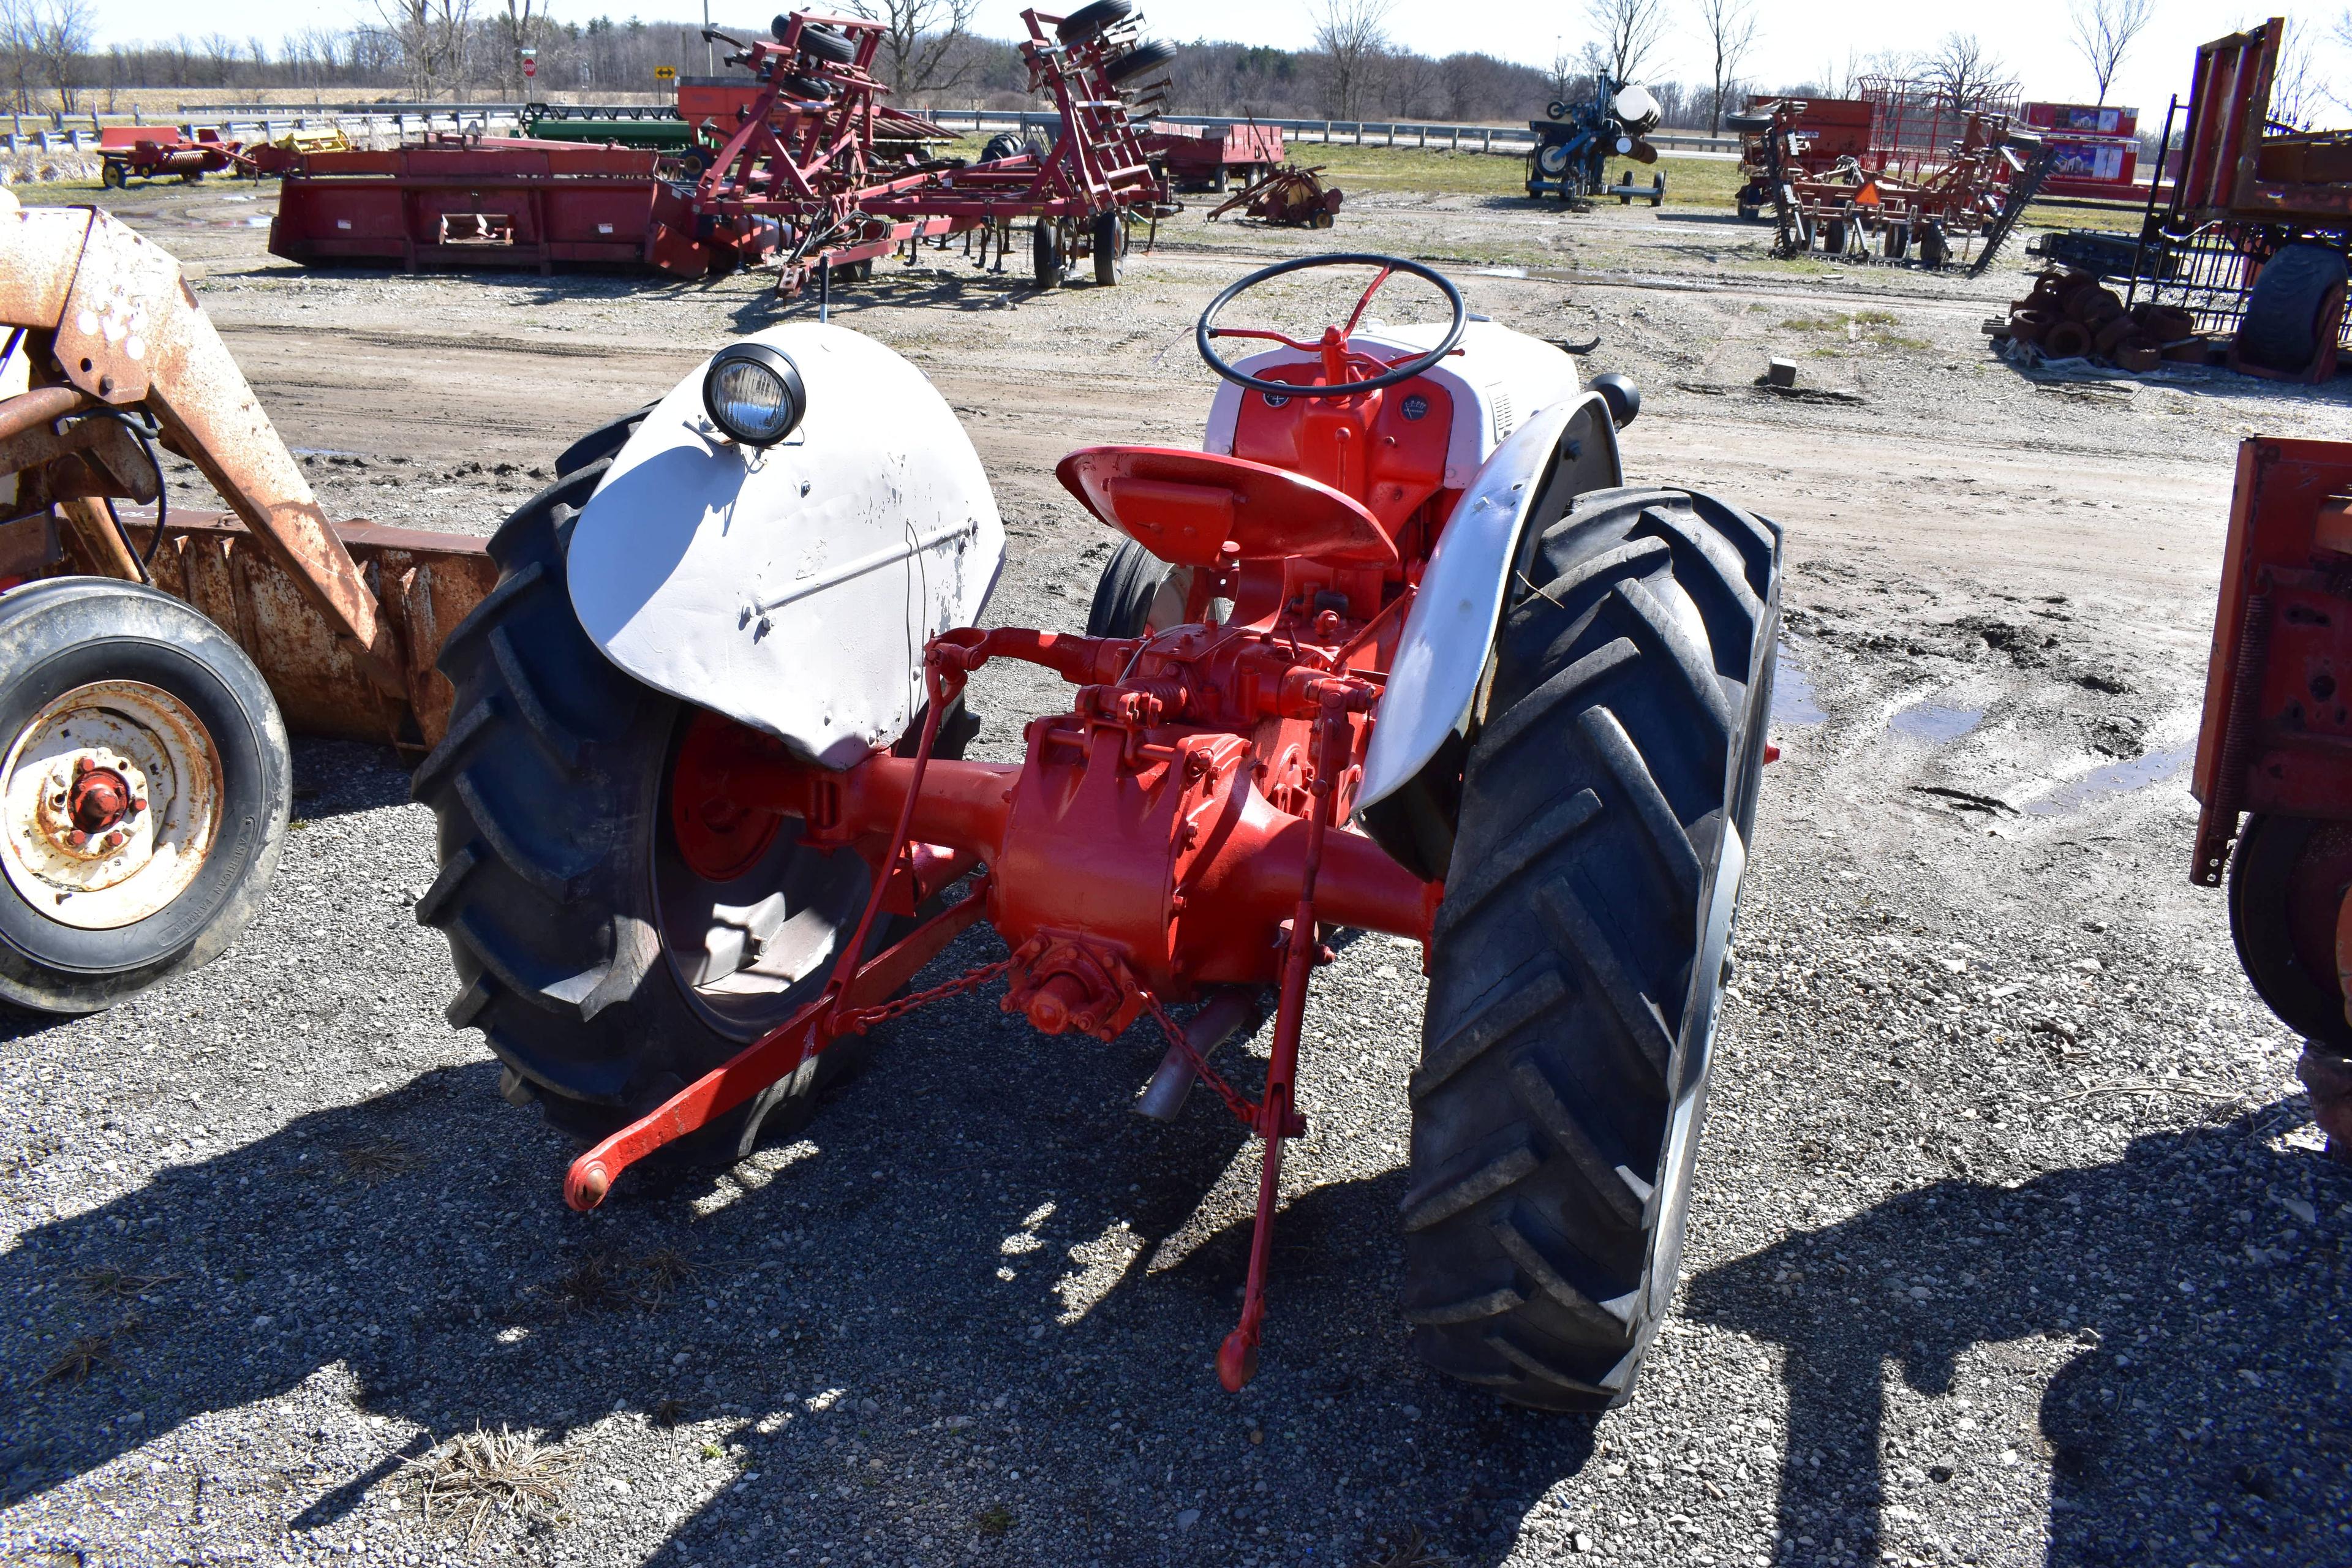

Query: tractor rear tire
553;401;655;478
0;579;290;1015
2237;243;2350;378
1401;485;1782;1411
410;458;921;1160
1085;540;1193;638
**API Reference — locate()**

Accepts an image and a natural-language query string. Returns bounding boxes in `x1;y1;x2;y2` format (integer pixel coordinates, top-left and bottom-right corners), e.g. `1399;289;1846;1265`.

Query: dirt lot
4;171;2351;1568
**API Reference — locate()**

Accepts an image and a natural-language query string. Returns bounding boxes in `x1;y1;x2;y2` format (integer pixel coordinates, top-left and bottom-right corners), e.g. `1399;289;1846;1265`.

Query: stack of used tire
1992;268;2203;371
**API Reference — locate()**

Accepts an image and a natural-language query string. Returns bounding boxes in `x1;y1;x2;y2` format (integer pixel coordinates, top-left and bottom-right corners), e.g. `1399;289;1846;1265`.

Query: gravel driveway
4;178;2350;1568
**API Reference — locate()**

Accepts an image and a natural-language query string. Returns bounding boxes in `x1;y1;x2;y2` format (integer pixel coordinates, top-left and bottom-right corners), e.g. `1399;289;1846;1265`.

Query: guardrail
72;101;1738;161
922;108;1738;157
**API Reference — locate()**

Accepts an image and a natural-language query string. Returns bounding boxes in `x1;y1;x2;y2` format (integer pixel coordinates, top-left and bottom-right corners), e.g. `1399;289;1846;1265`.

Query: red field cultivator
270;4;1174;294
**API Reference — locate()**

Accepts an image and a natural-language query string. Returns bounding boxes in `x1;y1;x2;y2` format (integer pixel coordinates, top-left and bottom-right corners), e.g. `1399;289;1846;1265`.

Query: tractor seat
1055;446;1396;570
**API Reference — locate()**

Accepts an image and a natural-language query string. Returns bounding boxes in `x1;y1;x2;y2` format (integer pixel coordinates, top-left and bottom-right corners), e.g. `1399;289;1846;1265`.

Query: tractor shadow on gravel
0;973;1609;1564
1684;1105;2351;1568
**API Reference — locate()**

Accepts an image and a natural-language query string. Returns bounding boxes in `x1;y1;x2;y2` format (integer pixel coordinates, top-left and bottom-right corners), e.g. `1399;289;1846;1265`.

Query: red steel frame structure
690;7;1169;292
565;274;1494;1389
270;7;1170;293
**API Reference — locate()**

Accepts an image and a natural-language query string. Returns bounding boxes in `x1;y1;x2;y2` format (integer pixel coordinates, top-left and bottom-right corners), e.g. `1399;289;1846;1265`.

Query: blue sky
92;0;2350;127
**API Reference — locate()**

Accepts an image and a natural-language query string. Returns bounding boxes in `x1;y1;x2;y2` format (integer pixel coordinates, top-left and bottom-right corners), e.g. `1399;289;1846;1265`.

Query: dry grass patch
76;1265;183;1300
1363;1526;1457;1567
398;1426;581;1548
42;1332;121;1384
335;1137;417;1183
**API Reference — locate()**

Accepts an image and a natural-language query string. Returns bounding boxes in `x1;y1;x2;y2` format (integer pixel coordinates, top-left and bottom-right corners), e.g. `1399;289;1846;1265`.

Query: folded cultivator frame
271;5;1175;294
1729;92;2053;273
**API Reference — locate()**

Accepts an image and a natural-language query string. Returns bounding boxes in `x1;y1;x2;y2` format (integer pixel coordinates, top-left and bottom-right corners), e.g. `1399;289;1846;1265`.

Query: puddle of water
1474;265;1529;279
2023;745;2194;816
1888;701;1984;744
244;216;273;227
1773;643;1826;726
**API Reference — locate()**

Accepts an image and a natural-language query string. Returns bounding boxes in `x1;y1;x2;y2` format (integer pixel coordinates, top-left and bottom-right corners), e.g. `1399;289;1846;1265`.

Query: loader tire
1402;485;1781;1411
0;579;290;1015
410;459;924;1159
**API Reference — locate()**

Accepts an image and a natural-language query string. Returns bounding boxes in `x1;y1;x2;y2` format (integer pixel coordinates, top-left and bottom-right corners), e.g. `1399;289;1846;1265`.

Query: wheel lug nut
103;831;126;850
73;756;92;775
68;829;89;847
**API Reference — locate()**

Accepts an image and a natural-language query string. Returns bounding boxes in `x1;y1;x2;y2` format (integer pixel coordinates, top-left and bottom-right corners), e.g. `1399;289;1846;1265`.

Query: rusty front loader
0;189;494;1013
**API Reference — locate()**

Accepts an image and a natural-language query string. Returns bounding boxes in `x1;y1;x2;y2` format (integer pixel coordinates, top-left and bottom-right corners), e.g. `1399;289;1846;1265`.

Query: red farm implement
1144;121;1285;192
1729;93;2053;273
412;254;1782;1405
2110;20;2352;384
2191;436;2352;1158
269;139;697;274
98;127;246;189
268;5;1175;295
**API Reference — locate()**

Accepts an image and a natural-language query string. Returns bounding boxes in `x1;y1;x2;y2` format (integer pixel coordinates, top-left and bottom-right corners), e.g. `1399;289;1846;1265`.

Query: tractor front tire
1403;485;1781;1410
410;459;907;1159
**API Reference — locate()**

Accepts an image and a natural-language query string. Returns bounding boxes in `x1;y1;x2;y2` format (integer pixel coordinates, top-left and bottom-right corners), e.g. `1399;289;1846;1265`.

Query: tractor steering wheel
1196;253;1467;399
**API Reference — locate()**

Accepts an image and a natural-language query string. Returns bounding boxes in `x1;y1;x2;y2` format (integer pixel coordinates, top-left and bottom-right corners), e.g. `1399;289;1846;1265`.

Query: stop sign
522;57;536;77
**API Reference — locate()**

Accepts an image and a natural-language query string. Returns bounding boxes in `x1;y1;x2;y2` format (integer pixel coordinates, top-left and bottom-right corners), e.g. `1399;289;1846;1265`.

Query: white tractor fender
566;324;1005;769
1354;388;1624;823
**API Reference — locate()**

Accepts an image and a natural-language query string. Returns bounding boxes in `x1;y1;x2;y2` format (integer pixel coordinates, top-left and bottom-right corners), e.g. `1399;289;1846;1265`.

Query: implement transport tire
1056;0;1131;45
1091;210;1125;285
1104;40;1175;85
793;22;856;64
0;580;290;1015
2226;812;2352;1054
411;458;927;1159
1032;219;1065;288
2237;243;2350;378
1402;485;1781;1410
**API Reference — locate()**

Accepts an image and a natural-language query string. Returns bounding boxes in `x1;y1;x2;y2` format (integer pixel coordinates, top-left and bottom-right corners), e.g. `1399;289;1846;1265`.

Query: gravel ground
3;172;2350;1568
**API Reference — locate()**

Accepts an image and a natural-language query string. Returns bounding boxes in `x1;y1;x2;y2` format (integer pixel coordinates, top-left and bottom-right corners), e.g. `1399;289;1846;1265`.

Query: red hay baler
415;254;1784;1405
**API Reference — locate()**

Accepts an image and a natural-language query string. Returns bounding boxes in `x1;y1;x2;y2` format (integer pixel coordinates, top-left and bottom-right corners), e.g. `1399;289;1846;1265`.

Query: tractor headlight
702;343;805;447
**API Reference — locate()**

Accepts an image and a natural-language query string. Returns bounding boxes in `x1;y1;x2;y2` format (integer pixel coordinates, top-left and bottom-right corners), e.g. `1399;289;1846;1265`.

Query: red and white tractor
415;254;1784;1407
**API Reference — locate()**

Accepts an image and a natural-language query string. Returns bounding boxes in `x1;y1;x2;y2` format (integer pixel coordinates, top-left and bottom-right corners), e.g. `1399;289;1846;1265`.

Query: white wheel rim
0;679;224;930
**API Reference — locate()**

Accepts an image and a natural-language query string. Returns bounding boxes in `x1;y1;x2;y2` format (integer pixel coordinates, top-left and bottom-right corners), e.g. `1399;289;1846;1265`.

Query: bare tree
32;0;90;111
0;0;36;116
2267;15;2325;129
374;0;475;99
848;0;982;103
2067;0;2154;106
1313;0;1393;119
1694;0;1757;133
493;0;549;100
1918;32;2015;110
1585;0;1668;85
